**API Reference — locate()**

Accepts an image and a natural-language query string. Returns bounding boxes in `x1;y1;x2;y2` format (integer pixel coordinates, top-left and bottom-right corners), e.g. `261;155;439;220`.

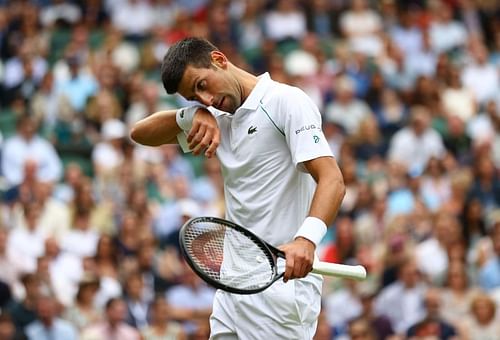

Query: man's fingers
188;125;207;149
283;257;295;283
204;129;220;158
291;258;312;280
192;132;213;155
185;109;220;157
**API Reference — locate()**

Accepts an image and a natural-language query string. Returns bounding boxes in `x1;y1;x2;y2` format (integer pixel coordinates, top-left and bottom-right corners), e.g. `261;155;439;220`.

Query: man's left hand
278;237;316;282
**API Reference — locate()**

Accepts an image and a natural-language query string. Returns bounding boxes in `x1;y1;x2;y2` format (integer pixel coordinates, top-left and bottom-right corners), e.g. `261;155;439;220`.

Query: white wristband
176;105;203;131
294;217;327;247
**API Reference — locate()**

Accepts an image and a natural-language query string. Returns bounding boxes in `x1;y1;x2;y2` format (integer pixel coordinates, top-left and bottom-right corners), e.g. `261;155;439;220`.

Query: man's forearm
304;156;346;226
309;173;346;226
130;109;181;146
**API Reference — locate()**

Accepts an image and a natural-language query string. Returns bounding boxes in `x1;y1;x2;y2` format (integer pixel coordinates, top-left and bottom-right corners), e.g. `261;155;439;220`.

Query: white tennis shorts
209;273;323;340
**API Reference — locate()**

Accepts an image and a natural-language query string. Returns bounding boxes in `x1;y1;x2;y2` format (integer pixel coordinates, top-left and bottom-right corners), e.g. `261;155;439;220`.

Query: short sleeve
279;86;334;171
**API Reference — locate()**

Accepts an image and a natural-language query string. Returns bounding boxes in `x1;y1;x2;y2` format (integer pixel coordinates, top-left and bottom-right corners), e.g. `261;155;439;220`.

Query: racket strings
183;223;225;280
184;221;275;290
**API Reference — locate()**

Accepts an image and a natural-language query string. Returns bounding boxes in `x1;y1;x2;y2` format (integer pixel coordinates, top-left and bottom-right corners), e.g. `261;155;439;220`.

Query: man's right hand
187;108;220;158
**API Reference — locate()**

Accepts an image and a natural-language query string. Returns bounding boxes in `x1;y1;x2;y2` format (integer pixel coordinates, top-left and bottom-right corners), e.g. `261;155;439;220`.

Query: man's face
107;300;126;323
177;54;242;113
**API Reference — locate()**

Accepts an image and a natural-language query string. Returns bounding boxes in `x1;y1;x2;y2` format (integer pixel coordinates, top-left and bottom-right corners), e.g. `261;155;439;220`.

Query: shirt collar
238;73;272;111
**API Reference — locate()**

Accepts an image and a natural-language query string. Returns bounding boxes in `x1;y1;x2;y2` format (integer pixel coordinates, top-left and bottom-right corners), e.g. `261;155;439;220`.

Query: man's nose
197;92;213;106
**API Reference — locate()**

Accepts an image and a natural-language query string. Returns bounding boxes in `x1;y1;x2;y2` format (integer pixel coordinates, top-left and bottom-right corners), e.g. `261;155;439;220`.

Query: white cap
178;199;201;218
284;50;318;77
112;42;140;74
101;119;127;141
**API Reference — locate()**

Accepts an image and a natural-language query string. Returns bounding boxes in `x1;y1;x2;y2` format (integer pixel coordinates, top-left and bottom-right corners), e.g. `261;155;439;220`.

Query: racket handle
312;260;367;281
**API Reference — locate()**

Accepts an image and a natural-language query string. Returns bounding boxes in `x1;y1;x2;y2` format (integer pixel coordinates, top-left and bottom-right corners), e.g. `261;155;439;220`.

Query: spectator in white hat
91;119;127;177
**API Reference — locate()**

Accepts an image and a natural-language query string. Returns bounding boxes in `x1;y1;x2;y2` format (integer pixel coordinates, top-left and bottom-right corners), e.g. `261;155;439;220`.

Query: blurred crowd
0;0;500;339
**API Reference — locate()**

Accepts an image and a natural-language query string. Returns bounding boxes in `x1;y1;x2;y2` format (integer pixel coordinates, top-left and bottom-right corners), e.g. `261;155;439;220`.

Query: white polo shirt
209;73;333;246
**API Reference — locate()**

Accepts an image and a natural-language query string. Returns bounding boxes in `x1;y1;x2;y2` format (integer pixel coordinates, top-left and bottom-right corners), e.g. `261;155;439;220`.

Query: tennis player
130;37;346;339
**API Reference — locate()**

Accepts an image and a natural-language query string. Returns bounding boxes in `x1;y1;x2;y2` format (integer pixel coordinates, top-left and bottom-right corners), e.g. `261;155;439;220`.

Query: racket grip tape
312;260;367;281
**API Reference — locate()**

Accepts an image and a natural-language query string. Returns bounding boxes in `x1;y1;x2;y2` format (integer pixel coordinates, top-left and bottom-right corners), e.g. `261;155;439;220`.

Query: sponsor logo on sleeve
295;124;321;135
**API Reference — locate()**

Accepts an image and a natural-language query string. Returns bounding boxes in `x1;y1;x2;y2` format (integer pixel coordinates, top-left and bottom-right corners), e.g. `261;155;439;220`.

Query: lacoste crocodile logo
248;126;257;135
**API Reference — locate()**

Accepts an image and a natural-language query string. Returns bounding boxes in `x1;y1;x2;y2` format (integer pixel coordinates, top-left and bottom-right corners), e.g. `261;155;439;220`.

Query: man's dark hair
105;297;123;310
161;37;218;94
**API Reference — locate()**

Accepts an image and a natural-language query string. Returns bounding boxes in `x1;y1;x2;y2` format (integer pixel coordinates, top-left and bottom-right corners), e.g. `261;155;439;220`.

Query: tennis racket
179;216;367;295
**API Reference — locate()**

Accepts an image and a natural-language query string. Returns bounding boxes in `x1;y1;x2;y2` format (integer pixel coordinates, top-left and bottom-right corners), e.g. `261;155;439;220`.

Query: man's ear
210;51;228;69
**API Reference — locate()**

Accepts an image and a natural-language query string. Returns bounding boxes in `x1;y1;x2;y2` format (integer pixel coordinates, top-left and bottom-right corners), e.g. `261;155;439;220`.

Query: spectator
428;1;468;54
116;211;143;257
304;0;339;40
41;237;83;306
60;208;99;259
467;154;500;214
347;316;378;340
91;118;127;177
373;87;408;138
406;288;458;339
339;0;383;57
62;274;102;331
53;54;98;114
28;181;71;241
415;212;463;285
24;294;77;340
404;30;438;84
389;7;423;57
374;257;427;335
460;197;488;251
478;222;500;291
155;197;201;249
166;262;214;336
264;0;307;44
5;274;41;332
440;261;481;328
419;157;451;211
441;66;477;123
80;297;141;340
125;81;173;129
0;313;26;340
206;1;239;49
53;162;84;205
321;215;357;265
123;271;150;329
0;228;20;294
2;41;47;102
351;116;388;162
141;296;186;340
110;0;155;41
39;0;82;28
323;280;362;336
92;235;122;308
325;76;372;136
7;201;46;273
70;177;115;235
388;105;445;175
356;285;395;340
135;239;172;299
459;292;500;339
466;99;499;145
461;41;500;105
443;115;472;163
1;115;63;188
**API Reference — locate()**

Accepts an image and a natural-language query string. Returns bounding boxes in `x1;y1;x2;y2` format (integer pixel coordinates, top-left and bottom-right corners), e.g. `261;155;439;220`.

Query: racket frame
179;216;367;294
179;216;284;294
